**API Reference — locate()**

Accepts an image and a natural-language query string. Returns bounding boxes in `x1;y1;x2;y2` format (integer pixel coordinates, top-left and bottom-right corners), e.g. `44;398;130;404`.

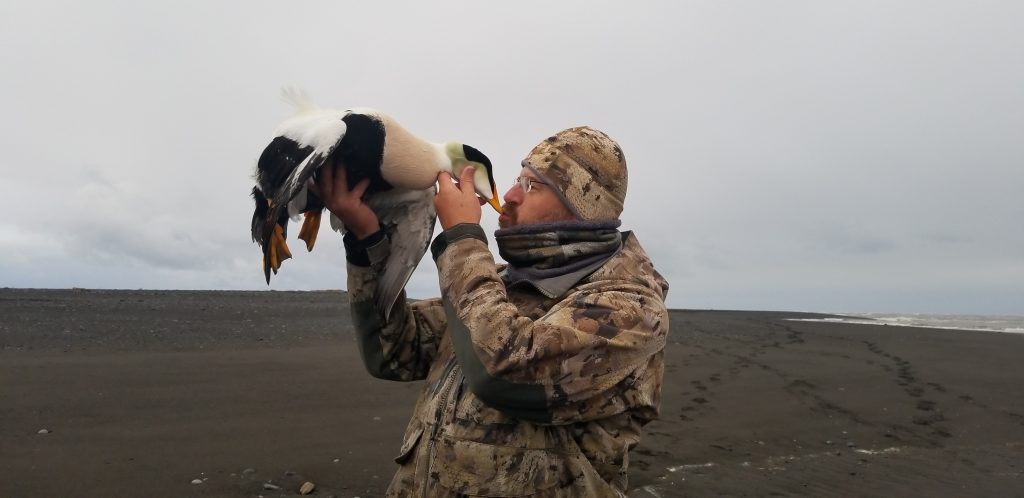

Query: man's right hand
309;161;380;239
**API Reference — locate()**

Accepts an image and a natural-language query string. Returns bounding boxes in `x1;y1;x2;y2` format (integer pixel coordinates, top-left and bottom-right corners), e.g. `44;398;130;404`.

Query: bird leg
297;210;322;252
268;224;293;274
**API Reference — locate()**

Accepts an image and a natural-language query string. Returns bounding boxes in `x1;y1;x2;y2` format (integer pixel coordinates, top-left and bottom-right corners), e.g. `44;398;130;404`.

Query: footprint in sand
912;411;944;426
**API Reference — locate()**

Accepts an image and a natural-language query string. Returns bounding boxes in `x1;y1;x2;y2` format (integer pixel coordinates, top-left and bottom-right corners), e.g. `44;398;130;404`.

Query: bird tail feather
280;87;318;112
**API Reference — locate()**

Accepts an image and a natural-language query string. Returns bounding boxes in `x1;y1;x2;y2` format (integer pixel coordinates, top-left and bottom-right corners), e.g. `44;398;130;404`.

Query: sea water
789;313;1024;334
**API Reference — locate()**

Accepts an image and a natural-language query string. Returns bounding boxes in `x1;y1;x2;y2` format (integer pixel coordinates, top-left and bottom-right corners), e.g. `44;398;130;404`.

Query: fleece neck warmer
495;219;623;298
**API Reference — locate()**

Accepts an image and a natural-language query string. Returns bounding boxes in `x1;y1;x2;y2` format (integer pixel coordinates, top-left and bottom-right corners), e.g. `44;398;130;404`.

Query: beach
2;289;1022;497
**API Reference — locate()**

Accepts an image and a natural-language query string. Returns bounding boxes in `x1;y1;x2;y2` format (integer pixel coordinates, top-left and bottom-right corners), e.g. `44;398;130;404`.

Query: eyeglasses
514;176;548;193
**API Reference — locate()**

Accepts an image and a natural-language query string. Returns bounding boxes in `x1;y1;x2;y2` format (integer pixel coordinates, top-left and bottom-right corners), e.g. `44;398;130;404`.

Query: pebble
263;482;281;491
37;429;51;434
299;481;315;495
191;479;203;485
242;468;256;475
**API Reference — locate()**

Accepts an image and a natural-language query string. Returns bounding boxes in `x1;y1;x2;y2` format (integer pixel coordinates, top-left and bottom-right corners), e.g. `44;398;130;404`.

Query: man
315;126;669;497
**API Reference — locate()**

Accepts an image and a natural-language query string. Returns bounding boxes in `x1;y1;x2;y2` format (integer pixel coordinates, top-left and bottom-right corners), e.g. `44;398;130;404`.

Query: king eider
251;90;501;317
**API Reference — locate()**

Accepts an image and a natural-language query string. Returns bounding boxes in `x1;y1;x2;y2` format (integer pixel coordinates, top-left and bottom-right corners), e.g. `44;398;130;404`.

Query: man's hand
309;161;379;239
435;166;483;230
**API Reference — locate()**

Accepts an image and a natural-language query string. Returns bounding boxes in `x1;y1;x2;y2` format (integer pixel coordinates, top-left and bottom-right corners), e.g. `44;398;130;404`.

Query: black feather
337;113;390;192
256;136;314;193
250;186;269;244
463;144;495;190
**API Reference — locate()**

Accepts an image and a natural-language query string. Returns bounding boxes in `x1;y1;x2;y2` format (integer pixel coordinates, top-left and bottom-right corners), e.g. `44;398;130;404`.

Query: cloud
1;0;1022;314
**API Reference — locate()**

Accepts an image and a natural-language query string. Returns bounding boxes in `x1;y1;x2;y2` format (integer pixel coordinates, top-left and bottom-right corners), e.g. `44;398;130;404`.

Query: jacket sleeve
432;224;669;425
345;229;447;382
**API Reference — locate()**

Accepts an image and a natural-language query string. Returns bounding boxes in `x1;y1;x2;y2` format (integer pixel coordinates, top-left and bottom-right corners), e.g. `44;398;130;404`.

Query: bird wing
366;187;437;318
256;149;333;283
254;111;349;283
268;128;346;225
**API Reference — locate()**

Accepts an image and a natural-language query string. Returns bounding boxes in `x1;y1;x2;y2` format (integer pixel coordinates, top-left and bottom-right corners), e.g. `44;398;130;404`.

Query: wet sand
2;289;1022;497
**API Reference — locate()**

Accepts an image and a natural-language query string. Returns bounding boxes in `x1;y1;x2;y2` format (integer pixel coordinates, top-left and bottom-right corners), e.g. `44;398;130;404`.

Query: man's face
498;167;576;229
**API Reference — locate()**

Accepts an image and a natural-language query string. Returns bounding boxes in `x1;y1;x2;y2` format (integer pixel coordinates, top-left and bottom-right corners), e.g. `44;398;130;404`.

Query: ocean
789;313;1024;334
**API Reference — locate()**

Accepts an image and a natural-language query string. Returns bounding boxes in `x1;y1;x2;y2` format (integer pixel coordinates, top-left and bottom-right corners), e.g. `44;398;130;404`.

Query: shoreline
785;317;1024;335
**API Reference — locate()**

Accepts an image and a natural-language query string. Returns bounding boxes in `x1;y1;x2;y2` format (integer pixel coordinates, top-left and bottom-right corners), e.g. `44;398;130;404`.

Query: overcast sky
1;1;1021;315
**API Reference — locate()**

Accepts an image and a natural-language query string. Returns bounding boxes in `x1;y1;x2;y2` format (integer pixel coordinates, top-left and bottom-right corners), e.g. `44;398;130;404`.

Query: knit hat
522;126;628;221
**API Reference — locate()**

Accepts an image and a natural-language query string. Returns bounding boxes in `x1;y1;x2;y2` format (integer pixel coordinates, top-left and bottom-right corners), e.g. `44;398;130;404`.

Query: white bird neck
378;122;450;190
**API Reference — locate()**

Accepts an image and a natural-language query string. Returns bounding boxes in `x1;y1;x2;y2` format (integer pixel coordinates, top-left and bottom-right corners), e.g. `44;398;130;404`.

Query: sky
1;1;1021;315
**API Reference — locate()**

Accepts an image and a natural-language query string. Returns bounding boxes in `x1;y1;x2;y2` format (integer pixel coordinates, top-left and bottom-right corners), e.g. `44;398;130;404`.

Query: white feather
274;110;348;151
280;87;317;112
288;185;307;220
272;88;349;151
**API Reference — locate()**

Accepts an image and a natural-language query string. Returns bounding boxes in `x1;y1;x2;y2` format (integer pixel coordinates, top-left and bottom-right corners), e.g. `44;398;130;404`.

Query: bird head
448;143;502;213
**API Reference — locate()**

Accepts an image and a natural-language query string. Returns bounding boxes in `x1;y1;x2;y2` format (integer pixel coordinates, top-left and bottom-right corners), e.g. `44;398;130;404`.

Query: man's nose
503;184;522;204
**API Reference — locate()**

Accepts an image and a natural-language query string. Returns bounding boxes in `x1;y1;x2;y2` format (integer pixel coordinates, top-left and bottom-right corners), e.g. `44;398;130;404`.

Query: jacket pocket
435;435;564;496
394;425;424;465
454;389;520;425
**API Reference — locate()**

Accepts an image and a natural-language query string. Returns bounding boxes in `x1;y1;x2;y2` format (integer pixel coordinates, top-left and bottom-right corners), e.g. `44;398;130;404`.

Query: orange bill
485;187;502;213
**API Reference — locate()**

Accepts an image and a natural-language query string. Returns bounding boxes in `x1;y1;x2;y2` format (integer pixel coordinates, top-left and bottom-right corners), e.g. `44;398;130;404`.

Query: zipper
425;356;460;490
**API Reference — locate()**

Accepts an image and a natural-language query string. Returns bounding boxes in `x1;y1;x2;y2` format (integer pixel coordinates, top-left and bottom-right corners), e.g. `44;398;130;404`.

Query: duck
251;90;501;317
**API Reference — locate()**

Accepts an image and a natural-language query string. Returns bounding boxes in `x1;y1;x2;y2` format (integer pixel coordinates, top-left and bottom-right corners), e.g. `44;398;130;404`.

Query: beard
498;205;517;229
499;204;579;229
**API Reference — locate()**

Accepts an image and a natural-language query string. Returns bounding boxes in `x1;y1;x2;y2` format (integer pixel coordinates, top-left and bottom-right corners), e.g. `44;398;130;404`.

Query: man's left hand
435;166;483;230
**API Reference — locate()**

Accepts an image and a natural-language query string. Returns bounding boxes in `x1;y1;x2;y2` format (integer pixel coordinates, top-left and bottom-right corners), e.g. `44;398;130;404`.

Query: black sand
2;289;1022;497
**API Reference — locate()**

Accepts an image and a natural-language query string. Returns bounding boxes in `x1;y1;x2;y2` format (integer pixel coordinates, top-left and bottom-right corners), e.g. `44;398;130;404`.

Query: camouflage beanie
522;126;628;221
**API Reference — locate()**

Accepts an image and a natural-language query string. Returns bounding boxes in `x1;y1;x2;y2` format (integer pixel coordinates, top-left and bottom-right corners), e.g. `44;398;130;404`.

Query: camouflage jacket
347;224;669;497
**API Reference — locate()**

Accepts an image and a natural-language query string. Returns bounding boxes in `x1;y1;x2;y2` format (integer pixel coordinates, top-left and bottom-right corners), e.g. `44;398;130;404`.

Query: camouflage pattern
348;230;669;497
523;126;628;221
495;223;621;270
